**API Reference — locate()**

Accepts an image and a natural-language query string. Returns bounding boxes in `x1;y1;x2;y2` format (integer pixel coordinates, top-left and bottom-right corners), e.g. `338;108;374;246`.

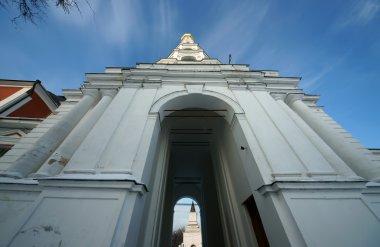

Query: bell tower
1;33;380;247
180;201;202;247
157;33;218;64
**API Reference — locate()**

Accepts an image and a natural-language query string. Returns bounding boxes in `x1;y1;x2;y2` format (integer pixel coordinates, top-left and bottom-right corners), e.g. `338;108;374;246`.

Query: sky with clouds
1;0;380;148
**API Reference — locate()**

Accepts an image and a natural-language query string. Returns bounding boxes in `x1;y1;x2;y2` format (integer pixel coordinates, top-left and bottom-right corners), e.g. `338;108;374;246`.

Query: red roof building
0;79;63;156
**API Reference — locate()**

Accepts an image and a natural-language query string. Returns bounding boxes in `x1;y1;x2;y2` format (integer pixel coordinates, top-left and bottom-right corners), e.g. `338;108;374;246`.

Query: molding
150;90;188;113
100;169;133;175
62;89;83;102
0;87;30;111
122;81;143;88
100;89;118;98
0;117;42;129
202;89;244;114
0;177;39;185
0;173;149;195
37;176;147;195
270;92;287;101
186;84;204;94
142;82;161;89
0;95;32;117
228;84;247;90
247;83;267;91
257;180;367;195
81;88;100;99
150;88;244;125
285;93;304;105
33;83;59;111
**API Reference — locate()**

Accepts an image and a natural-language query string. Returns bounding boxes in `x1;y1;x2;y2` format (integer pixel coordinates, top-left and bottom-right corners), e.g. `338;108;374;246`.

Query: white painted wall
1;58;380;247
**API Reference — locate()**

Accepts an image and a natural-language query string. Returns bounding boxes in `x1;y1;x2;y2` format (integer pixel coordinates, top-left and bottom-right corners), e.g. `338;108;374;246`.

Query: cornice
258;180;367;195
100;89;118;98
285;93;304;105
271;92;287;101
79;64;306;95
81;88;100;98
285;93;321;106
36;174;148;195
228;84;247;90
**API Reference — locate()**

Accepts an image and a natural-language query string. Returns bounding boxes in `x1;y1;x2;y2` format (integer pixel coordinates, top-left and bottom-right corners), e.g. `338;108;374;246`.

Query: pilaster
274;93;356;177
34;89;118;177
97;87;158;174
286;94;380;182
63;87;139;174
231;88;305;179
1;89;100;178
266;92;338;177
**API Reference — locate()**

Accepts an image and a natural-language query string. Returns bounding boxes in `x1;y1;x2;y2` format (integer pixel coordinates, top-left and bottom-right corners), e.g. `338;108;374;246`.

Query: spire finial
181;33;195;44
190;201;196;212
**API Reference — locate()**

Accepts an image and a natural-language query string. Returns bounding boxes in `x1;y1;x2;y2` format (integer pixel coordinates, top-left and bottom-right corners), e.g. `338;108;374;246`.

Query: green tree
172;226;185;247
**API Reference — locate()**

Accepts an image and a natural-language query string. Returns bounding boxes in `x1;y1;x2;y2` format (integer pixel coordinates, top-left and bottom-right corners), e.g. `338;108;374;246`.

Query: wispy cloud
101;0;142;46
149;0;179;48
50;0;144;47
201;0;270;62
300;56;346;92
157;0;176;34
334;0;380;28
50;0;179;49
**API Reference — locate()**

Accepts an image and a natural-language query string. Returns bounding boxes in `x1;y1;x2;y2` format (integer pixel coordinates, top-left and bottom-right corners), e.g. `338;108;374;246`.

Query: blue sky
1;0;379;147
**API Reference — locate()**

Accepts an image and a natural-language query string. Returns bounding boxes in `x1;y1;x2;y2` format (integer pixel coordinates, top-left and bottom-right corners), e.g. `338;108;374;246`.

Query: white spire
184;201;200;233
157;33;220;64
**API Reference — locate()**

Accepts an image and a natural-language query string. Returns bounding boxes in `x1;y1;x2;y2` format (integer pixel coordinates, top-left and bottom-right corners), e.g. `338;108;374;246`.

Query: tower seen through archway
172;198;202;247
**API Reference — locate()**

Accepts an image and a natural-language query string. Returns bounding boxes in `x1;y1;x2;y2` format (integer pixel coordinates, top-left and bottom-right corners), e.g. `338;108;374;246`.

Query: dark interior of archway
159;114;225;247
244;195;270;247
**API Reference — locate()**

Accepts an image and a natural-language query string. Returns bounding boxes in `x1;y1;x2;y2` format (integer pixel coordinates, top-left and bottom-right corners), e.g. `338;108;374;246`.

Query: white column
232;89;305;178
286;94;380;181
34;89;117;177
131;113;160;182
63;86;139;174
1;89;100;178
274;94;356;177
97;87;158;175
256;91;336;176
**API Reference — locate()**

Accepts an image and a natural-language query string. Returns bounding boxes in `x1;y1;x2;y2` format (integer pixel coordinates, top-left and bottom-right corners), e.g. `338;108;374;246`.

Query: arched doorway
141;92;264;247
172;197;202;247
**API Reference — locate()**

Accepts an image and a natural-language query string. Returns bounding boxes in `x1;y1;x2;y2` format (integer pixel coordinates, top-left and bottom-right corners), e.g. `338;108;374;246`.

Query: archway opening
172;197;202;247
158;109;225;247
147;93;262;247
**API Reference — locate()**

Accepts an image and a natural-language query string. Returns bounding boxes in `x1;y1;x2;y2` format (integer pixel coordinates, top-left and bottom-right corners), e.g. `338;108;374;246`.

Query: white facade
1;34;380;246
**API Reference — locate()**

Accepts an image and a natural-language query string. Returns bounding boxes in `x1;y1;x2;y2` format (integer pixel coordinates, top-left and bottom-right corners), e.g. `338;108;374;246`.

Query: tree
172;226;185;247
0;0;90;24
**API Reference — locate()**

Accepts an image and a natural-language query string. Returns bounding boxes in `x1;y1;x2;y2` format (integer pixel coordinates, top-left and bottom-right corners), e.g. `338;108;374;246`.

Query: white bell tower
181;201;202;247
1;33;380;247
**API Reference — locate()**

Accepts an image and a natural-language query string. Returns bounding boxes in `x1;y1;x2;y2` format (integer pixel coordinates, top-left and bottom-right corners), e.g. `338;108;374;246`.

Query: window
181;56;196;61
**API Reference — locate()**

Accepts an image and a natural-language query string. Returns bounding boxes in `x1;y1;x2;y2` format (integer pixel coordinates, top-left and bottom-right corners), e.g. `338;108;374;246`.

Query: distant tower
181;202;202;247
